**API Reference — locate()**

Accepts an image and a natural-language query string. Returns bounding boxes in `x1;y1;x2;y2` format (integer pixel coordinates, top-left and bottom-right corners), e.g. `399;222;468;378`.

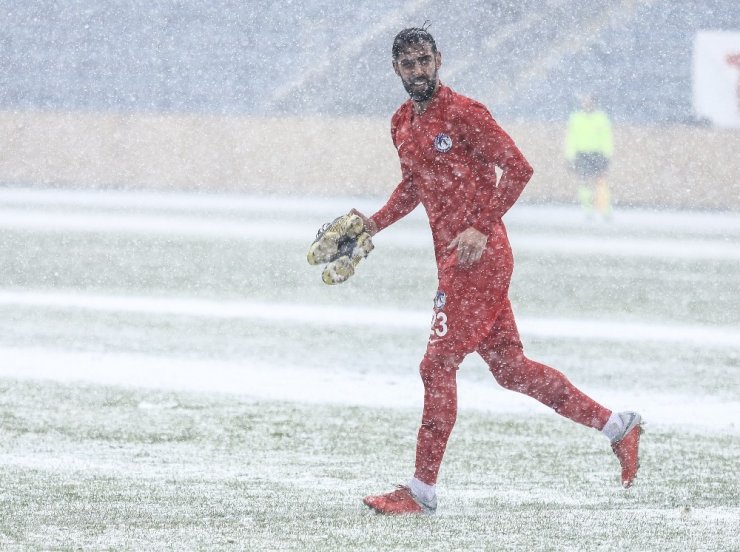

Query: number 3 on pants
430;311;448;337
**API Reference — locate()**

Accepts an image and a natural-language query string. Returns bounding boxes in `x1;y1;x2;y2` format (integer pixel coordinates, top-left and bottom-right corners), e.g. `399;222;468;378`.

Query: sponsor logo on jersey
434;290;446;309
433;133;452;153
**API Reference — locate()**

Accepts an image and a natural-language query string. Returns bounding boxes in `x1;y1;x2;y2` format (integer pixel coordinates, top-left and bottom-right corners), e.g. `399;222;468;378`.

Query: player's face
393;42;441;102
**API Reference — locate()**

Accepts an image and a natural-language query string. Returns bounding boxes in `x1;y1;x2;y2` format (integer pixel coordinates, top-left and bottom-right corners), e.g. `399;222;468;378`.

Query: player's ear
392;59;401;76
435;51;442;68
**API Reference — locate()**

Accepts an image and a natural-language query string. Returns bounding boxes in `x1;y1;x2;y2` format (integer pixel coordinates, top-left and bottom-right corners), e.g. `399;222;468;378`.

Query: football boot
363;485;437;515
609;411;643;488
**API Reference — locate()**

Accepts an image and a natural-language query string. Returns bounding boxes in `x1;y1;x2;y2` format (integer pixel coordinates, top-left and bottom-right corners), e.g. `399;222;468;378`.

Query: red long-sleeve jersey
370;85;533;269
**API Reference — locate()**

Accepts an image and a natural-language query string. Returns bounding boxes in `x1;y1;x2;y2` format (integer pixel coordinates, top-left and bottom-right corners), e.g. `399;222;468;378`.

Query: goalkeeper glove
307;213;374;285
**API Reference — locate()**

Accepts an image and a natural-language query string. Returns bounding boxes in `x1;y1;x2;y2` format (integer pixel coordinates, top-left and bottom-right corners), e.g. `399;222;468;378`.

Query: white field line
0;188;379;216
1;289;738;348
1;345;737;434
0;207;738;260
513;233;740;260
1;187;740;234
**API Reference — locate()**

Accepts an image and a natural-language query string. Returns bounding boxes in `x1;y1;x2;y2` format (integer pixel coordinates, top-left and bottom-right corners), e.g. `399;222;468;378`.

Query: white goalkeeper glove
307;213;374;285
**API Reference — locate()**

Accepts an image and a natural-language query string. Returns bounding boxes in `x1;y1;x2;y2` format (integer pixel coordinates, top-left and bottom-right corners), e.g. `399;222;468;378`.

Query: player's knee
420;351;460;383
419;353;458;433
490;352;570;401
484;345;527;389
491;368;524;391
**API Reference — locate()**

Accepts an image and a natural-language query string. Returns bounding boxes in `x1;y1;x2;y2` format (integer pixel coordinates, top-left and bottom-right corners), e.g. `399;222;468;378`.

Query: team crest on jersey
433;133;452;153
434;290;446;309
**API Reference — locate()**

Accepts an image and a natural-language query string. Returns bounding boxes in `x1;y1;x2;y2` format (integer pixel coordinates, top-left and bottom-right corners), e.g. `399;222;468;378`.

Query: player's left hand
447;227;488;268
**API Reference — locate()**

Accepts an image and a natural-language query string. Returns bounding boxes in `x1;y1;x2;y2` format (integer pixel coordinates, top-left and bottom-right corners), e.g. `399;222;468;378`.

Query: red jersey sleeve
370;174;419;232
460;103;534;234
370;111;421;232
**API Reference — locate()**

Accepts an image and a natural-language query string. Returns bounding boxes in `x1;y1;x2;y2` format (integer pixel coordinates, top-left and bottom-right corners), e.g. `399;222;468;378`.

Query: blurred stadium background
1;4;739;549
1;0;739;207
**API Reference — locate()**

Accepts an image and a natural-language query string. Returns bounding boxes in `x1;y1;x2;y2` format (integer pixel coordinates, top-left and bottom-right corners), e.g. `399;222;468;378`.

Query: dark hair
392;23;437;60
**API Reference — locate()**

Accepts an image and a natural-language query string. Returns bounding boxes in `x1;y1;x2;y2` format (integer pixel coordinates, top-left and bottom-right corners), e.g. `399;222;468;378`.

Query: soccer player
351;26;642;516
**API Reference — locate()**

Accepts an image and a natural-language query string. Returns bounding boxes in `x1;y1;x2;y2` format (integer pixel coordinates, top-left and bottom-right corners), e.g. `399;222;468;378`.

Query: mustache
403;77;436;101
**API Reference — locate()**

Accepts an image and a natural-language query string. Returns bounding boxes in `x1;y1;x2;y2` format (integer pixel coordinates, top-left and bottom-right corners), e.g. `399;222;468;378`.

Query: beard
402;75;437;102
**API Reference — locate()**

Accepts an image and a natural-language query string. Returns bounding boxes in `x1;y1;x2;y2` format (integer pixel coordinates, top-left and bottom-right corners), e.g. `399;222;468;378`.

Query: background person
565;94;614;217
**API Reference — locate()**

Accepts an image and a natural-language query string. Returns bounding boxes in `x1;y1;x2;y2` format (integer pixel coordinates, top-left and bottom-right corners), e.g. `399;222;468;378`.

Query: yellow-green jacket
565;110;613;161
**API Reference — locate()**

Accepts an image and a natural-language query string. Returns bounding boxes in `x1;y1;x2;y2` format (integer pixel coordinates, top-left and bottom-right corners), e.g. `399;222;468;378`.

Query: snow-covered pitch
0;188;738;551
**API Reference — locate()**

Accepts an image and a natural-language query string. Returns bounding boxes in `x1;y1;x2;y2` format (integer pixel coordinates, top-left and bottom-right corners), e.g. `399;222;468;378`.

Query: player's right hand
307;212;375;285
350;208;378;236
447;227;487;268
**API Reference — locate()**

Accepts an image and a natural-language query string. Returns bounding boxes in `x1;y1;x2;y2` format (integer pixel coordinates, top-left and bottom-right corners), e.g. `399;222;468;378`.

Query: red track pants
414;300;612;485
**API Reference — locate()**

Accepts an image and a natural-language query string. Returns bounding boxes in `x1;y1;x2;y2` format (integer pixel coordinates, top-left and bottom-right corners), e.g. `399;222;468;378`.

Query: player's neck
413;99;431;115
